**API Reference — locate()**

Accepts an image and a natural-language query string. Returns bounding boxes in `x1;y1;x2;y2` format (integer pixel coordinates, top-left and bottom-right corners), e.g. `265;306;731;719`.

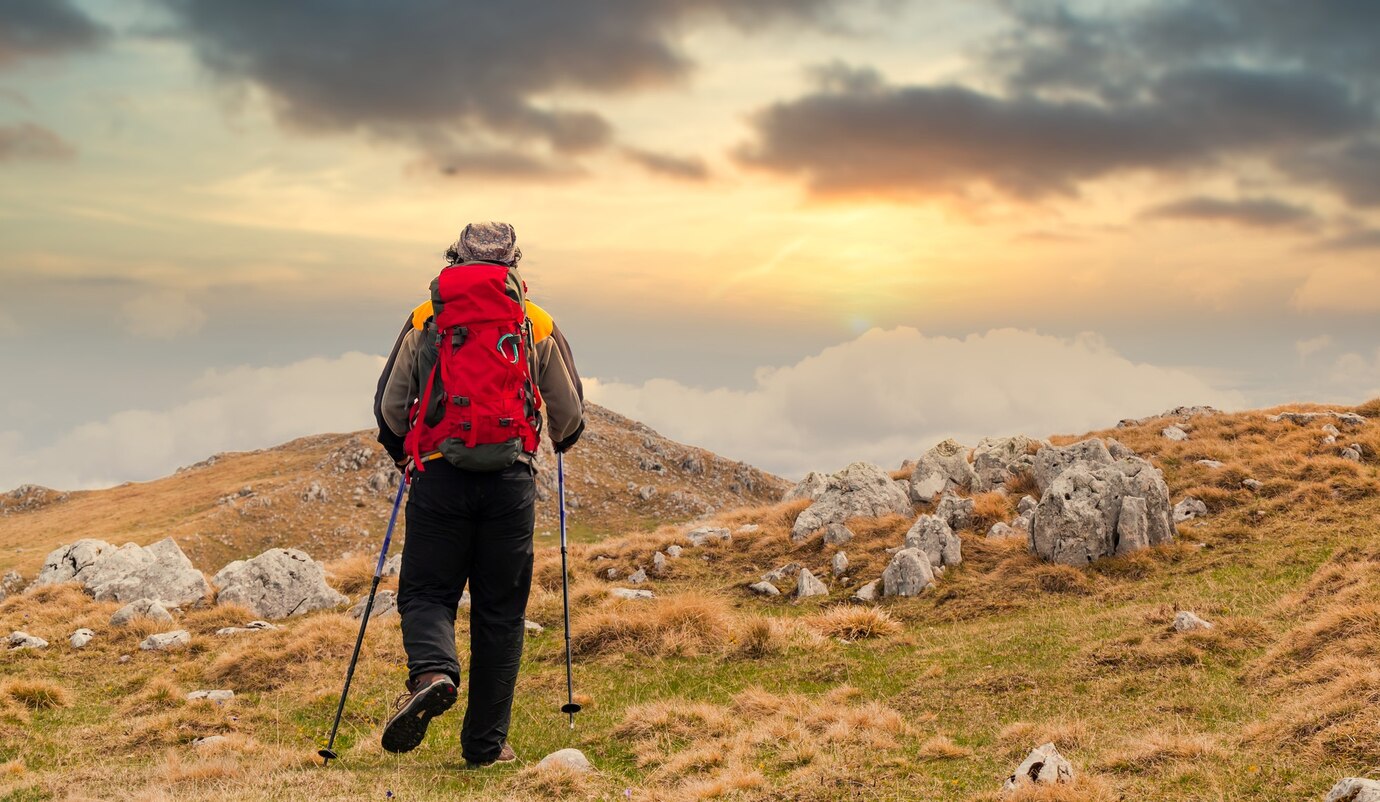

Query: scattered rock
212;548;348;619
215;621;279;636
1242;478;1264;492
685;527;732;547
793;462;913;541
1173;497;1209;523
1162;425;1189;442
1003;742;1074;791
910;439;979;502
852;579;882;603
111;598;174;627
118;654;131;663
652;552;668;574
1269;411;1366;428
1322;423;1342;436
782;471;829;503
1173;611;1214;632
637;485;656;501
794;567;828;599
1195;459;1225;469
605;567;621;580
524;620;544;634
762;563;803;584
349;590;399;621
303;482;329;502
627;568;648;584
987;522;1016;539
1341;446;1363;462
881;548;934;597
536;748;593;773
935;492;976;532
33;538;210;605
381;554;402;577
665;545;683;558
8;631;48;650
610;588;655;601
1032;439;1115;495
1030;455;1175;565
748;581;781;597
903;514;962;569
1017;495;1039;516
735;524;760;535
192;735;228;749
139;630;191;651
1327;778;1380;802
831;552;849;577
187;690;235;702
822;523;854;546
0;570;22;602
70;628;95;649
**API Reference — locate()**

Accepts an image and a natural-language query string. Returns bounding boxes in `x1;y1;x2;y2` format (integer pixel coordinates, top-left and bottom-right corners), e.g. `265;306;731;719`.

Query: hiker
372;221;586;767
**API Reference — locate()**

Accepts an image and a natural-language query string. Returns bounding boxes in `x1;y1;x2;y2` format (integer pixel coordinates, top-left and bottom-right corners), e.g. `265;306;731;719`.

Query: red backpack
404;262;542;471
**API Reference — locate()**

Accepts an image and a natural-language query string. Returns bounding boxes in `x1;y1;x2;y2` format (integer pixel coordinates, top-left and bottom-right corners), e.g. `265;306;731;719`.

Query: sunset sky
2;0;1378;489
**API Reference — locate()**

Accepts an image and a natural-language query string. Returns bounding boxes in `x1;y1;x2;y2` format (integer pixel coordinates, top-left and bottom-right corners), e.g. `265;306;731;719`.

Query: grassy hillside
2;400;1378;801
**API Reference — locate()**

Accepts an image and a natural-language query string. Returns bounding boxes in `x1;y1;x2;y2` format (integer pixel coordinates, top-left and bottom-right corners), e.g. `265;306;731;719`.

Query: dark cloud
158;0;831;176
0;123;76;162
0;0;108;68
1316;228;1380;251
622;147;709;180
741;2;1380;205
1144;196;1316;229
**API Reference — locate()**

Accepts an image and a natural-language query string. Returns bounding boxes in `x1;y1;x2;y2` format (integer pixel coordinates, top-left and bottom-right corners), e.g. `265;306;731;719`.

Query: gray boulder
665;545;683;558
1174;497;1209;523
1030;457;1174;565
909;439;979;502
34;538;209;605
1341;446;1363;462
792;462;912;541
1033;439;1115;494
1004;743;1074;790
1162;425;1189;442
627;568;648;584
935;492;975;532
1327;778;1380;802
685;527;732;547
794;567;828;599
831;551;849;577
972;435;1036;492
8;631;48;650
852;579;881;603
748;581;780;597
537;748;593;773
782;471;829;503
139;630;190;651
32;538;117;586
1269;411;1366;428
903;514;962;569
881;548;934;597
212;548;348;619
0;570;23;602
214;620;278;636
1173;611;1213;632
187;690;235;702
111;598;175;627
987;522;1017;539
1017;495;1039;516
822;523;854;546
609;587;655;601
1242;478;1264;492
349;590;398;621
70;628;95;648
762;563;802;584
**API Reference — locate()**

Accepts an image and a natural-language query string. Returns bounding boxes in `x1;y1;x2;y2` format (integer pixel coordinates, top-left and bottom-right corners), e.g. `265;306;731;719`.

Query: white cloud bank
0;352;383;490
588;327;1247;478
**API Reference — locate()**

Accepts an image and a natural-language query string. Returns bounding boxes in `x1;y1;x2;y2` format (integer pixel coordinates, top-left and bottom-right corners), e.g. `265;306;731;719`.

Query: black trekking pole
319;471;409;766
557;452;582;728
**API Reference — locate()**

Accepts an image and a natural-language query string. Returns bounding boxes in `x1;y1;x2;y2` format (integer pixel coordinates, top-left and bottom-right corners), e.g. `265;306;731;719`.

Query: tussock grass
205;614;357;691
1100;731;1225;772
571;593;735;658
918;735;973;761
807;606;902;640
324;553;378;597
0;678;71;710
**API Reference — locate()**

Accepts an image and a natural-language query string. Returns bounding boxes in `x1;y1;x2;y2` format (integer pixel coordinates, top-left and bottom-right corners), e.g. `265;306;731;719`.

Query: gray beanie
446;221;522;266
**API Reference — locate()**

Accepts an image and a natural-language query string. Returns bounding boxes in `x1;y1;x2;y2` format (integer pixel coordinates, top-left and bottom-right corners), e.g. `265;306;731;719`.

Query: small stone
882;548;934;597
735;524;760;535
823;523;854;546
1173;611;1214;632
1242;478;1263;492
605;567;621;580
111;598;174;627
794;568;828;599
685;527;732;547
652;552;668;573
524;620;544;634
609;588;655;601
851;579;881;603
8;631;48;650
987;522;1016;539
1195;459;1225;470
1341;446;1363;462
349;590;398;621
762;562;802;584
665;545;683;558
935;492;976;532
831;552;849;578
192;735;228;749
1173;497;1209;523
118;654;131;663
1326;778;1380;802
187;690;235;702
1322;423;1342;437
1017;495;1039;516
536;748;593;773
627;568;648;584
637;485;656;500
139;630;191;651
303;482;328;502
70;628;95;649
1161;425;1189;442
381;554;402;577
748;581;781;597
1004;743;1074;790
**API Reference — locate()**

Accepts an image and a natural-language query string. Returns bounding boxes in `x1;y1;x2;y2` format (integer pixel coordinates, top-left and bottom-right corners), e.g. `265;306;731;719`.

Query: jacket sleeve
374;317;420;461
537;322;586;452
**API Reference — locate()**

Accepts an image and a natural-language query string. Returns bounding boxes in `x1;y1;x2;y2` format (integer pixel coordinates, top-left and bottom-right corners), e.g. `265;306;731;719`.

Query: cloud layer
0;0;108;68
588;327;1245;478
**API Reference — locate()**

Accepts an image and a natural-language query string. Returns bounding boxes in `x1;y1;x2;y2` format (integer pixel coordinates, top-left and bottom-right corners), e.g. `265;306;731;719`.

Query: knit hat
446;221;522;266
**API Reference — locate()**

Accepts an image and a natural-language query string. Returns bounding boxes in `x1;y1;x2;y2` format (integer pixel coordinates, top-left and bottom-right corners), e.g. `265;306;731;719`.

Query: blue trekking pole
320;471;409;766
558;453;581;728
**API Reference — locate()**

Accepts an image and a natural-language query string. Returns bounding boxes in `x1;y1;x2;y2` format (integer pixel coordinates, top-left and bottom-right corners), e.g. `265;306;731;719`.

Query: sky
1;0;1378;489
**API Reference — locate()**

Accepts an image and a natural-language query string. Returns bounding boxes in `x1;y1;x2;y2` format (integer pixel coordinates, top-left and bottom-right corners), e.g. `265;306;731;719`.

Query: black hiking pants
396;459;536;764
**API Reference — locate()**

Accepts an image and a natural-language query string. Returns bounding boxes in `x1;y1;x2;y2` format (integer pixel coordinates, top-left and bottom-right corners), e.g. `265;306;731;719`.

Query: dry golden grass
0;677;71;710
970;491;1013;533
968;776;1120;802
571;593;736;658
1100;731;1225;772
324;553;378;596
918;735;973;761
997;721;1090;753
205;614;358;691
806;606;902;640
507;761;597;800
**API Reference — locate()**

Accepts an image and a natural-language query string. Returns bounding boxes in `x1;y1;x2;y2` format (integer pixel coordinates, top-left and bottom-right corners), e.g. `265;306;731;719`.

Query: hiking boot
381;672;457;754
465;742;517;768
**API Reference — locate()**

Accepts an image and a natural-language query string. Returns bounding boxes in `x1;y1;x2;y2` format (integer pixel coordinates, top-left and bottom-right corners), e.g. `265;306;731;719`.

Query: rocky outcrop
8;631;47;650
139;630;190;651
32;538;210;605
782;471;829;503
882;548;934;597
349;590;398;621
794;568;828;599
971;435;1037;492
212;548;347;619
1004;743;1074;791
792;462;912;541
1030;452;1174;565
111;598;174;627
903;514;962;569
934;492;975;532
1032;439;1115;494
909;439;979;502
1327;778;1380;802
1269;411;1366;428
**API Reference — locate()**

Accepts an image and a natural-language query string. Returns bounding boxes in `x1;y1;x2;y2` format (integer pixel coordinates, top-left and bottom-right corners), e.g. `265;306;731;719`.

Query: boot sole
381;680;457;754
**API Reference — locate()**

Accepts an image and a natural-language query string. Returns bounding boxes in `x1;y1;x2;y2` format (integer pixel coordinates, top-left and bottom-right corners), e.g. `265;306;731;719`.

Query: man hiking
372;221;585;767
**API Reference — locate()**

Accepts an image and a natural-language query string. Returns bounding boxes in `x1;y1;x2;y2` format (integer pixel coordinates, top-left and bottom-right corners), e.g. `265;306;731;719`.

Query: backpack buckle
450;327;469;349
451;396;471;407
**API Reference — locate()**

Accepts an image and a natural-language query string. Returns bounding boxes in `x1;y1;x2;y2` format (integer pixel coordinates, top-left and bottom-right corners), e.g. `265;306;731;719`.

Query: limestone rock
823;523;854;546
1017;495;1039;516
1195;459;1225;469
1242;478;1263;492
1162;425;1189;442
70;628;95;649
762;563;802;584
736;524;760;535
665;545;683;558
0;570;23;602
1327;778;1380;802
1032;439;1114;494
192;735;228;749
628;568;648;584
212;548;348;619
794;567;828;599
34;538;210;606
972;435;1036;492
1269;411;1366;428
831;551;849;577
610;588;654;601
524;620;544;634
1115;496;1150;556
1173;611;1214;632
909;439;979;502
935;492;975;533
652;552;668;574
793;462;912;541
8;631;48;650
782;471;829;503
685;527;732;547
111;598;174;627
381;554;402;577
215;620;278;636
748;581;781;597
303;482;328;502
903;514;962;569
987;522;1016;539
1341;446;1363;462
187;690;235;702
852;579;881;603
32;538;117;586
536;748;593;773
882;548;934;597
1004;743;1074;790
1030;457;1174;565
349;590;398;621
140;630;190;651
1173;497;1209;523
